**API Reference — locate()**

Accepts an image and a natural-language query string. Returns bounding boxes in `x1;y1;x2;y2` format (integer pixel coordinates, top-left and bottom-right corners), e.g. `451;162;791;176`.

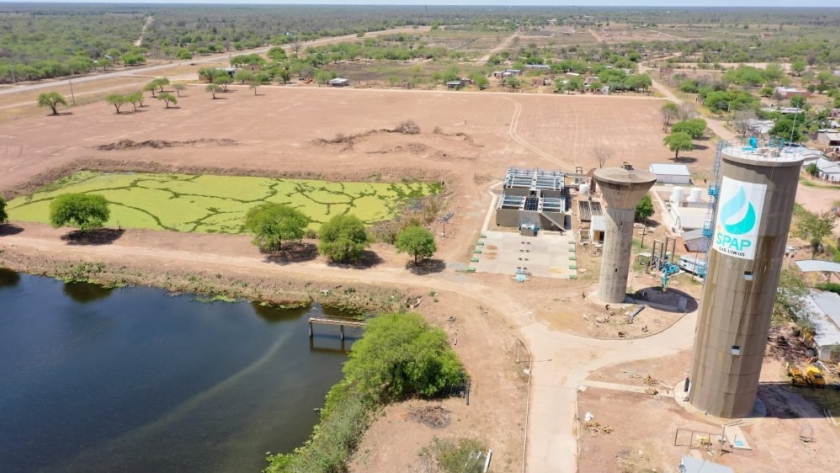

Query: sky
15;1;840;7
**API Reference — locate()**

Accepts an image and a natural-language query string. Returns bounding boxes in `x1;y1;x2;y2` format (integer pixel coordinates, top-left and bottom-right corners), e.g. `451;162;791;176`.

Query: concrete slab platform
470;230;575;279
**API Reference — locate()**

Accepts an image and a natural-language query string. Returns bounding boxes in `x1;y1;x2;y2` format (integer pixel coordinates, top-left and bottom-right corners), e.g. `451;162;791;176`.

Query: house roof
649;163;691;176
820;132;840;142
329;78;349;83
801;290;840;349
681;228;707;242
817;157;840;175
672;206;708;231
796;260;840;273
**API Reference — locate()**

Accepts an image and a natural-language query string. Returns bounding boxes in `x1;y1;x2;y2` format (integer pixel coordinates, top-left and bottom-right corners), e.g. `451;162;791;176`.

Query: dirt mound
97;138;237;151
408;404;451;429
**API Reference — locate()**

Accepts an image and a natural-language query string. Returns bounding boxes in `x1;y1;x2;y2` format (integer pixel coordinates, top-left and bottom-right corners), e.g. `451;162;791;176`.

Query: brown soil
580;349;840;473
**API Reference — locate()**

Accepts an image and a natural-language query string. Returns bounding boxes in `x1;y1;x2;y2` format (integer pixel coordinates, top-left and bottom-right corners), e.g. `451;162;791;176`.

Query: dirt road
477;32;518;64
135;16;154;47
0;225;698;473
0;26;430;98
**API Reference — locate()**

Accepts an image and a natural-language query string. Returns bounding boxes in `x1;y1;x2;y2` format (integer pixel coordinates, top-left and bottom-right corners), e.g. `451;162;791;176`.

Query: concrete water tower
593;168;657;303
689;143;803;418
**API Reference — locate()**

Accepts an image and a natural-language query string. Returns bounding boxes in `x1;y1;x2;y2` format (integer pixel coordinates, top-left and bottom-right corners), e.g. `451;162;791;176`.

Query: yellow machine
787;364;809;387
805;366;826;389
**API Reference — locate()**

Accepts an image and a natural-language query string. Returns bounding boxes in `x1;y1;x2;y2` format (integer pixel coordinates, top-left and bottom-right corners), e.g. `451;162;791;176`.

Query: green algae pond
6;171;440;233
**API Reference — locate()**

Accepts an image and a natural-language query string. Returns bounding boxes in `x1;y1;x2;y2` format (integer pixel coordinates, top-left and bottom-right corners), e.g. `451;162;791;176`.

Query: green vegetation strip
7;171;438;233
265;313;464;473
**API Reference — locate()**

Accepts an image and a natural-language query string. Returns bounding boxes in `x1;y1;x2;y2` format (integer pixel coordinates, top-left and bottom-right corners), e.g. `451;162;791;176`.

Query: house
492;71;504;79
818;131;840;151
815;157;840;182
328;78;349;87
745;119;774;135
446;80;464;90
773;86;811;99
504;69;522;76
649;163;691;185
524;64;550;70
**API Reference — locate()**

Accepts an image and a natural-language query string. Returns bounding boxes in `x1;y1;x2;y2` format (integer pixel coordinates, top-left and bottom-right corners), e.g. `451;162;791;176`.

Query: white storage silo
688;187;703;203
670;186;684;205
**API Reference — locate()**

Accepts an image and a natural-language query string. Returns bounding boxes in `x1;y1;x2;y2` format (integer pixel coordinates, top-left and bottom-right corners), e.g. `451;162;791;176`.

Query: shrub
395;119;421;135
318;214;371;263
49;193;110;232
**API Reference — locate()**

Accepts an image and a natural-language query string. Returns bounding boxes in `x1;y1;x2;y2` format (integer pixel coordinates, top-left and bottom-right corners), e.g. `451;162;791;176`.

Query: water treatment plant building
495;167;570;233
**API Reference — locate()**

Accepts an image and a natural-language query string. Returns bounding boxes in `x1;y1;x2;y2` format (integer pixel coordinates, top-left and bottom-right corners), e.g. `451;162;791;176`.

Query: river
0;269;357;473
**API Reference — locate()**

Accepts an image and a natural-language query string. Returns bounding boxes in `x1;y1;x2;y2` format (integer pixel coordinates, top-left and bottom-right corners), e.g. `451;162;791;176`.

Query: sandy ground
579;348;840;473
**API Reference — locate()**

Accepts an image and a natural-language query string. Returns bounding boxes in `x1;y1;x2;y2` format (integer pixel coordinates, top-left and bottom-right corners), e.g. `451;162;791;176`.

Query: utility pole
69;76;76;106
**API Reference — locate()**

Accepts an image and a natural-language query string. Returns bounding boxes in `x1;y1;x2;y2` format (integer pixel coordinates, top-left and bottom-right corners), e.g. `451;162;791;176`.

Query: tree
143;81;158;97
565;76;584;93
470;72;489;90
234;69;255;85
663;132;694;159
267;46;287;61
0;196;7;225
770;115;804;143
318;214;371;263
205;84;223;99
127;91;144;110
790;95;806;109
244;203;309;252
635;193;654;222
155;77;170;92
661;102;679;130
215;74;232;92
676;102;698;121
799;210;837;257
249;74;271;95
395;226;437;264
504;76;522;89
275;68;291;84
591;145;614;168
805;162;819;178
671;118;707;139
343;313;464;402
37;92;68;115
733;109;758;137
173;83;186;97
791;59;806;76
105;94;127;113
49;193;110;233
774;268;812;326
157;93;177;108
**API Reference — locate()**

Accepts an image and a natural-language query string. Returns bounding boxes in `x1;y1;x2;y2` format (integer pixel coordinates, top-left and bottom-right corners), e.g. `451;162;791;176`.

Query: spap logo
713;176;766;261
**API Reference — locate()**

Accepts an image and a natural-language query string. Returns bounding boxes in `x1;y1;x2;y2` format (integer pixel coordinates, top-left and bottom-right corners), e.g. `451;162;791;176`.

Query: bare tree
677;102;698;121
733;109;758;137
661;102;679;131
592;146;614;169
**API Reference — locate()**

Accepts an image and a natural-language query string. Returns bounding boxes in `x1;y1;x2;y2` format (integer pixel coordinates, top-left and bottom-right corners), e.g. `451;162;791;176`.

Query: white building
815;157;840;182
649;163;691;185
801;290;840;361
668;205;707;234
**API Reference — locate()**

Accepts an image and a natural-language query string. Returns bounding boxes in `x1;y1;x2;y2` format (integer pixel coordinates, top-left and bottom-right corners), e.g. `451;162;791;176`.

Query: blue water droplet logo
719;187;756;235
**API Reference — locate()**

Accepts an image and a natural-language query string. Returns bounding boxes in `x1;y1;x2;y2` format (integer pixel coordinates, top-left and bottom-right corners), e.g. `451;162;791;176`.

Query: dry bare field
0;86;714;199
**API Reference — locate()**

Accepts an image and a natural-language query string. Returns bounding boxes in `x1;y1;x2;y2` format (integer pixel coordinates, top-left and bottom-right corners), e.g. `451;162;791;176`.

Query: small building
681;228;709;253
649;163;691;185
504;69;522;76
668;205;708;234
799;290;840;361
446;80;464;90
524;64;550;70
773;86;811;99
328;78;350;87
815;157;840;182
818;131;840;150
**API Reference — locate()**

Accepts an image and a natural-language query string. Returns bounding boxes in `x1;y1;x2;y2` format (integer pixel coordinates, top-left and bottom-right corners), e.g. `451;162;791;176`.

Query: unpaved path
134;16;154;47
0;226;698;473
0;26;431;98
477;32;519;64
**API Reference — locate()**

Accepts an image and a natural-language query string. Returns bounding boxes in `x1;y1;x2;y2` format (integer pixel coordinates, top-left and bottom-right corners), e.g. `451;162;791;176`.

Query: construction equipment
787;364;809;387
805;366;826;389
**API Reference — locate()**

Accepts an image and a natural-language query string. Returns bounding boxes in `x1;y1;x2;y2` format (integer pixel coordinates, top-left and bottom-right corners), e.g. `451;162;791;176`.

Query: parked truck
787;364;809;387
805;366;826;389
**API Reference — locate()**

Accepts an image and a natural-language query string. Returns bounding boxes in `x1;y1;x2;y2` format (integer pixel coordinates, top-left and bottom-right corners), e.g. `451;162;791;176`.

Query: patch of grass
7;172;439;233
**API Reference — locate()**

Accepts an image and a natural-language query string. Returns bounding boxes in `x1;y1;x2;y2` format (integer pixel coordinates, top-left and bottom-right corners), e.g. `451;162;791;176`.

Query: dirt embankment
0;249;414;315
96;138;238;151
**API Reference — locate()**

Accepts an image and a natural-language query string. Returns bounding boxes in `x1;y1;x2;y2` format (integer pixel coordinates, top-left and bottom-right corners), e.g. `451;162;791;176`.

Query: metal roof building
649;163;691;185
679;456;733;473
801;290;840;361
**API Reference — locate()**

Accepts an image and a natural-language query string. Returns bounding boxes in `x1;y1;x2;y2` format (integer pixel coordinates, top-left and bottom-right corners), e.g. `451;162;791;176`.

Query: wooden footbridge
308;317;365;340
